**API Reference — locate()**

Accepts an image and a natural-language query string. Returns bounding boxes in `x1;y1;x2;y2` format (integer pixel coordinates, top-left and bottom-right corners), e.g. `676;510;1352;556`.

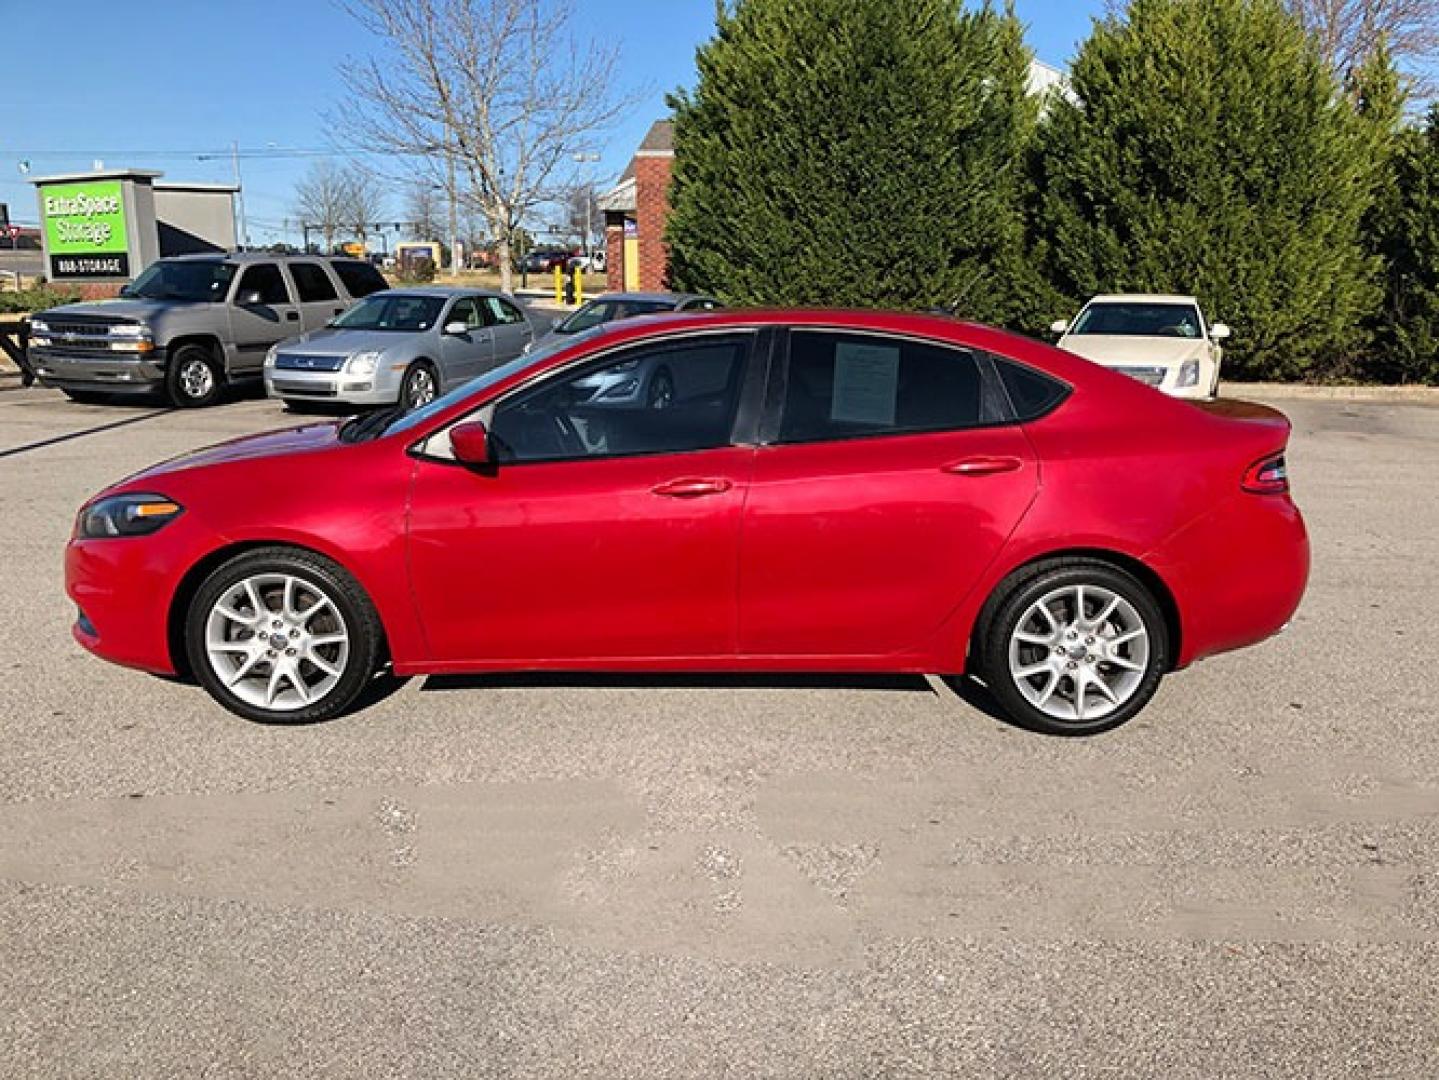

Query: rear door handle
942;456;1023;477
651;477;734;499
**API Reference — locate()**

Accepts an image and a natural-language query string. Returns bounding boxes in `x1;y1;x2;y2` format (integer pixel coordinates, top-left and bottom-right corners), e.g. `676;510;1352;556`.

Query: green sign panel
40;180;131;277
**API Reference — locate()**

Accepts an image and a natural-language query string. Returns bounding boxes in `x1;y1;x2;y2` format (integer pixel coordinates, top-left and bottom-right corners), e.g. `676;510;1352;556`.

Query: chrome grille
275;353;347;372
1114;366;1167;387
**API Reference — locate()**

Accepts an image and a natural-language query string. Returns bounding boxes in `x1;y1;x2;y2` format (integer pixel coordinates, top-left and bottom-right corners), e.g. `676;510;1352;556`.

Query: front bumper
29;348;165;392
265;366;400;406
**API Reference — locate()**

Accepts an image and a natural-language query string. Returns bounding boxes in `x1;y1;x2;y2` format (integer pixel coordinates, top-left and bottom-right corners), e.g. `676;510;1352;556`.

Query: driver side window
488;334;752;464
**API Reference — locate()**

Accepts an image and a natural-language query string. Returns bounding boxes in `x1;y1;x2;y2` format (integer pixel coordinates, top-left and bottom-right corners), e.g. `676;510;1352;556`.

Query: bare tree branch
334;0;641;289
1284;0;1439;97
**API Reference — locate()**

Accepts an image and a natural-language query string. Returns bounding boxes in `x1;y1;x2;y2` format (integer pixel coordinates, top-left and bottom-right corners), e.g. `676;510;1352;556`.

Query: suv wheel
976;559;1169;736
167;343;223;408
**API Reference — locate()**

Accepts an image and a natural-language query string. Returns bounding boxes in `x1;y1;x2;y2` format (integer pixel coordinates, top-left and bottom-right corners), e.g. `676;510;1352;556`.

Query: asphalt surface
1;389;1437;1078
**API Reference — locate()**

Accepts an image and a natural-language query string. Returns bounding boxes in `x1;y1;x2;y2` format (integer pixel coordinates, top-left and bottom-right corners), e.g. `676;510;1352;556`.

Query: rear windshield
1070;303;1203;339
330;259;389;298
332;293;445;332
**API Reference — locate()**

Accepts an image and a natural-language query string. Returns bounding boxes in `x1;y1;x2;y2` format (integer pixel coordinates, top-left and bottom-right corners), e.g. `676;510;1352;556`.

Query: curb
1222;382;1439;404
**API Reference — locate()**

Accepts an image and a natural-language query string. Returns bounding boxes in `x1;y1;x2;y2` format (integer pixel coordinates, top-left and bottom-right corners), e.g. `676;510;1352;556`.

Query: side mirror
449;420;491;466
443;320;469;336
1210;323;1231;341
1049;319;1070;336
237;289;263;306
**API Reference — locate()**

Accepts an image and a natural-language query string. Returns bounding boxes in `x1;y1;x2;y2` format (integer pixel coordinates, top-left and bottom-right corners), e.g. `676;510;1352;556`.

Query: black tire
400;360;439;410
647;366;675;410
975;558;1168;736
166;343;223;408
185;546;384;724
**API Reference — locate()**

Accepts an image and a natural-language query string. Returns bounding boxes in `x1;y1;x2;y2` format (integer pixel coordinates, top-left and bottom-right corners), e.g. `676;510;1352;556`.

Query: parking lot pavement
1;388;1437;1078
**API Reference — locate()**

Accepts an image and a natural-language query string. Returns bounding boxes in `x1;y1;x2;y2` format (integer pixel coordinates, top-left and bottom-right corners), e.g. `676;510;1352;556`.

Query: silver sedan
264;287;534;410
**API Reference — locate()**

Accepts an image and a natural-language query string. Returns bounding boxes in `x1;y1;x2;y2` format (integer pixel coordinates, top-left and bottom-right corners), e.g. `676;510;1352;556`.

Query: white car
1050;294;1229;399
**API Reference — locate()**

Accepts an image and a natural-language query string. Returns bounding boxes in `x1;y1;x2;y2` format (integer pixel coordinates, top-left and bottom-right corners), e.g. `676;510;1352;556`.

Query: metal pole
446;124;460;277
231;141;248;251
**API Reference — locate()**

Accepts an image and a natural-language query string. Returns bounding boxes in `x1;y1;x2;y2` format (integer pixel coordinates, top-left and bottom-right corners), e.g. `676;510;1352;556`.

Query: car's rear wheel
167;343;223;408
185;547;384;724
977;560;1168;736
401;361;438;410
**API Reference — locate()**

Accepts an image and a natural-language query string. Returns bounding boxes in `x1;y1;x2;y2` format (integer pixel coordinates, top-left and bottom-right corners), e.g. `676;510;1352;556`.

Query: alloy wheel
405;367;437;409
179;358;215;400
203;573;351;712
1006;583;1150;723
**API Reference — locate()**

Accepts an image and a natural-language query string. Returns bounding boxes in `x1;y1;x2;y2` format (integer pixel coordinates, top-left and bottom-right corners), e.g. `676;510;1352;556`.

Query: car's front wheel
185;547;384;724
977;559;1168;736
401;361;439;410
166;344;223;408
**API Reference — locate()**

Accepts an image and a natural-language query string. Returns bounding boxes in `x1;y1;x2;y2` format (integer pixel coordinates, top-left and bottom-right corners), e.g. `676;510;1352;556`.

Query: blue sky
0;0;1104;243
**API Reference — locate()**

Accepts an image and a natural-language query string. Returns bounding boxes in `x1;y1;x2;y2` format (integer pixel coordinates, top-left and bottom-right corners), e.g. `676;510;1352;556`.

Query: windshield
370;326;606;441
122;260;235;302
333;293;445;332
1070;302;1203;339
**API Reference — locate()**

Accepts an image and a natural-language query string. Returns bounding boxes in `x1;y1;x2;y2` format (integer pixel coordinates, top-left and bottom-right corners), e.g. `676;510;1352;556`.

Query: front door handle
942;456;1023;477
285;311;300;322
651;477;734;499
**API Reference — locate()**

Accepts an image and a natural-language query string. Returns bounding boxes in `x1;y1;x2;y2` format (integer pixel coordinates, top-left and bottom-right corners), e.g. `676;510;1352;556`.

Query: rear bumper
1147;492;1309;668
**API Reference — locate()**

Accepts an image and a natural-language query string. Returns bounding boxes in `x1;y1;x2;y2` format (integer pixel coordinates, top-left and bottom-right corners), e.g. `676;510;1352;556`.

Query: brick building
598;120;674;293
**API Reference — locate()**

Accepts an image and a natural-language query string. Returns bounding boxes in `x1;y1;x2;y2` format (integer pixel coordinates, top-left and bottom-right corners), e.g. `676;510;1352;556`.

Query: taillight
1242;452;1289;494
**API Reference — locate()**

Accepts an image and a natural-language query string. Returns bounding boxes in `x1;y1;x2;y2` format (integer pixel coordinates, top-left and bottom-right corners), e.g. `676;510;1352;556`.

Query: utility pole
231;141;248;251
445;122;461;276
573;152;601;256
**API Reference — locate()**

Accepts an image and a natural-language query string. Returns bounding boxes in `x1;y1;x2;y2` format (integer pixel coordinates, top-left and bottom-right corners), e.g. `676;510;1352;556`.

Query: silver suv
26;253;388;407
264;287;534;411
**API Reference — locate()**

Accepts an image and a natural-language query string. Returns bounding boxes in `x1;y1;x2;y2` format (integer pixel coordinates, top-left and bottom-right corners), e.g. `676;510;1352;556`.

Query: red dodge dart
66;310;1308;735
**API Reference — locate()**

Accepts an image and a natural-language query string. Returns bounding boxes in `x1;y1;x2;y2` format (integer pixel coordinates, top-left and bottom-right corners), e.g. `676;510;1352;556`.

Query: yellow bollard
573;265;584;307
554;264;563;305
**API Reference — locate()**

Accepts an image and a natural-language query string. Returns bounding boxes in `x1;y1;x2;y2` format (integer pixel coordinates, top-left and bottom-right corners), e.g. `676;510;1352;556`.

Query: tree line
666;0;1439;384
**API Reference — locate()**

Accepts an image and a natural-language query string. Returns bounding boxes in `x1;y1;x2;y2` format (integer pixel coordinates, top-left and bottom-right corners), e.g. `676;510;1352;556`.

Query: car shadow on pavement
420;672;935;693
0;406;175;460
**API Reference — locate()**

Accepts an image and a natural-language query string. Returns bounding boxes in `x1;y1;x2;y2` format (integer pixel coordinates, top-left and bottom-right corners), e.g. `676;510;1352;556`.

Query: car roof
595;291;714;305
160;252;374;264
369;286;508;299
1088;294;1198;305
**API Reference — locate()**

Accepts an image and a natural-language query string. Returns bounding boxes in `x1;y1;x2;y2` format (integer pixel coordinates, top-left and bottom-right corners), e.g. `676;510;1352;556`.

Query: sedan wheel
402;363;438;410
186;547;383;723
979;560;1167;736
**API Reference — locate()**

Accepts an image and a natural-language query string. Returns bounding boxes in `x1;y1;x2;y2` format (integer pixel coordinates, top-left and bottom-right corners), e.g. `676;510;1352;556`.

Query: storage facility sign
40;180;131;278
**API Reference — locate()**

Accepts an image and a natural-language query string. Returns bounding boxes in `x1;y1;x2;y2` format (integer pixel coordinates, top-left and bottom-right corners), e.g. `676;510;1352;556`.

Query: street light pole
572;152;600;257
231;141;248;251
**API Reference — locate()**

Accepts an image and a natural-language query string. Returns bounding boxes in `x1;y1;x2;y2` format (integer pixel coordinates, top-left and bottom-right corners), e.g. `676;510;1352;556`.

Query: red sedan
65;311;1308;735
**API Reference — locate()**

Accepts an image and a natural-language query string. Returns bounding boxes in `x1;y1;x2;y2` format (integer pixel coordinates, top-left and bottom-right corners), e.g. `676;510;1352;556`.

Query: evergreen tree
1368;107;1439;383
1032;0;1378;380
666;0;1038;325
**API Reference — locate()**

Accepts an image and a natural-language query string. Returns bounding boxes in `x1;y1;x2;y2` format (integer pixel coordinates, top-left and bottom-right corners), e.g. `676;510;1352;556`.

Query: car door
481;295;533;365
286;260;347;333
228;262;301;372
737;329;1038;659
437;296;493;388
405;330;762;665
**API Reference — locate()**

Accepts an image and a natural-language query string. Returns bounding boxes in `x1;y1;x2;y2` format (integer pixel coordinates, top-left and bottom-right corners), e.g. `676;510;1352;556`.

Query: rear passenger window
482;297;526;326
234;263;290;305
289;262;338;302
778;331;999;444
330;260;389;298
994;358;1069;420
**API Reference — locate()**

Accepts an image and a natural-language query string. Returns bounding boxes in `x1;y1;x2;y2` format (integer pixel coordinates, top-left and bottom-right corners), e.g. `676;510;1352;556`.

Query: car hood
1059;336;1207;367
278;328;409;355
42;298;182;323
117;422;345;488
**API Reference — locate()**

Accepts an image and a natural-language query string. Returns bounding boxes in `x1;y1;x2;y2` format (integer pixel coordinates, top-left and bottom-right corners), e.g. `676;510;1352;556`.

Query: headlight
265;344;279;367
30;319;50;334
1176;359;1200;388
107;323;154;353
77;493;184;539
346;350;383;375
109;323;148;338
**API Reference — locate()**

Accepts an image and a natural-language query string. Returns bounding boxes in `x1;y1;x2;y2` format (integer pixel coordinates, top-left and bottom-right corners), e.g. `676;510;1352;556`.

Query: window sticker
831;341;900;425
